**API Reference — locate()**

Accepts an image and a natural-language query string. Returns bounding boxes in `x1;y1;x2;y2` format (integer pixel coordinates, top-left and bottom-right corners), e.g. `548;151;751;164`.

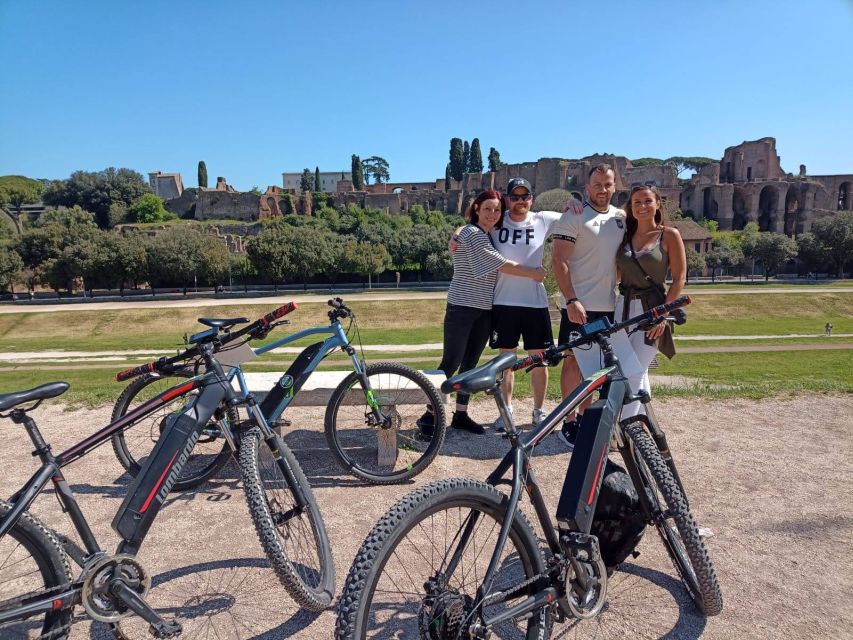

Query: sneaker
558;417;580;448
532;408;546;427
493;406;513;433
416;409;435;438
451;411;485;435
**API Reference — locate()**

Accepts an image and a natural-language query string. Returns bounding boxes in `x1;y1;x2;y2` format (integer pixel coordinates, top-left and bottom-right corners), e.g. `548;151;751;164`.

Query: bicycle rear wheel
238;427;335;612
624;422;724;616
111;371;234;491
336;478;550;639
0;502;72;639
324;362;446;484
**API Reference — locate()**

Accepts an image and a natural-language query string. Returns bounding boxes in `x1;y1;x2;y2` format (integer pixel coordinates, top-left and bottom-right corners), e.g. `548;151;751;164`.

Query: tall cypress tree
197;161;208;188
449;138;464;182
351;154;364;189
300;168;313;192
314;166;321;193
444;163;452;191
462;140;470;175
488;147;502;172
469;139;483;173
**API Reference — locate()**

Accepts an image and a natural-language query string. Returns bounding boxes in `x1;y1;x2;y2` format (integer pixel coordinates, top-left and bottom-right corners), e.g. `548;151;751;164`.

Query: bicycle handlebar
513;295;692;372
115;302;299;382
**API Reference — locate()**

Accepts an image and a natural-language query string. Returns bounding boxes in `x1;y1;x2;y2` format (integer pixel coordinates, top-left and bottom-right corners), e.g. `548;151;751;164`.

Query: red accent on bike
51;476;63;484
453;383;461;390
546;592;554;603
262;302;297;325
587;449;607;506
161;381;197;403
52;598;62;610
139;450;180;513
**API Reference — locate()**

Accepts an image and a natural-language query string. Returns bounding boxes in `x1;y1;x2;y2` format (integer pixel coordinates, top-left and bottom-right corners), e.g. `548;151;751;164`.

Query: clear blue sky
1;0;851;191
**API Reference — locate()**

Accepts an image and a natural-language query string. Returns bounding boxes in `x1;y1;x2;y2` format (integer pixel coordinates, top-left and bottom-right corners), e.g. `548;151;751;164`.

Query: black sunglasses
508;194;533;202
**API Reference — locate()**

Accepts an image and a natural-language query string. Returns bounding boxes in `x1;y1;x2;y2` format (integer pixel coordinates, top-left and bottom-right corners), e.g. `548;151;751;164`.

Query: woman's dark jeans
438;304;492;407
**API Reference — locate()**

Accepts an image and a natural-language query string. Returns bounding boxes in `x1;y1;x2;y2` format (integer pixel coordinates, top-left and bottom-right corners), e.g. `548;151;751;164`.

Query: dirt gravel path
1;394;851;639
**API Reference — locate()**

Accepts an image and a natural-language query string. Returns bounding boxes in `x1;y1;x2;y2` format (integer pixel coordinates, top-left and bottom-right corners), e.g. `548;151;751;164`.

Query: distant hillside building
148;172;184;200
282;171;352;193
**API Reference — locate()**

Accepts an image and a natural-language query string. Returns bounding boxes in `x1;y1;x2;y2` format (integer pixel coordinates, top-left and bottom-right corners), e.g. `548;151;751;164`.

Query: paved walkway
1;287;850;314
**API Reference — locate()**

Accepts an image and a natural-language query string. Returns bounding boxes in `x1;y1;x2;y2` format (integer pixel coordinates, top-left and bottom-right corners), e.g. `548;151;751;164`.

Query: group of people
418;163;687;440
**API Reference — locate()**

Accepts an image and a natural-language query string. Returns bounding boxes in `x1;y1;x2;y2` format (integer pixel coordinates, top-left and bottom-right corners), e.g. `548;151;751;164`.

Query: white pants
570;309;645;417
612;296;660;418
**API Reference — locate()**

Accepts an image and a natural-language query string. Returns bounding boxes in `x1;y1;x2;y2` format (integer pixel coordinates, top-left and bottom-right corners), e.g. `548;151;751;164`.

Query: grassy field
0;290;849;406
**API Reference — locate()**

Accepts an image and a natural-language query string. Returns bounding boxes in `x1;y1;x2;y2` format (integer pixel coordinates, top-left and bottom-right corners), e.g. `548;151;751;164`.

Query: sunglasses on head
630;180;657;191
508;193;533;202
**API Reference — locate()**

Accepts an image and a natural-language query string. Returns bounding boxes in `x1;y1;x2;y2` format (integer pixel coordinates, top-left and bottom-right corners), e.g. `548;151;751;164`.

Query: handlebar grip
649;295;692;319
512;354;541;371
263;302;297;324
116;361;158;382
327;297;343;309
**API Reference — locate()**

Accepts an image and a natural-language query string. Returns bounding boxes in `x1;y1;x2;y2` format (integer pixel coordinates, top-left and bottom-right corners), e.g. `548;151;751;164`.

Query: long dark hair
624;184;665;244
465;190;505;228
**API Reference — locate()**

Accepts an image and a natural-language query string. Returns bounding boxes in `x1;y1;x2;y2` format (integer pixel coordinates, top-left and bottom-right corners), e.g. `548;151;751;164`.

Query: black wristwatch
567;297;579;305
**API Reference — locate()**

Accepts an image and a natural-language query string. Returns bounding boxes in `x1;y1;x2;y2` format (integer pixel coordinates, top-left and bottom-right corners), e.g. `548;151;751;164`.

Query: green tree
684;247;705;282
42;167;150;228
362;156;390;185
351;154;364;190
127;194;174;223
468;138;483;173
425;251;453;280
531;189;571;213
248;186;263;196
462;140;470;176
340;239;391;288
0;175;43;235
314;166;321;193
288;227;344;289
796;232;833;275
809;212;853;276
146;226;226;293
444;164;452;191
630;157;665;167
664;156;717;177
300;168;313;192
449;138;465;181
0;244;23;292
198;161;208;188
246;222;293;291
488;147;502;172
752;232;798;281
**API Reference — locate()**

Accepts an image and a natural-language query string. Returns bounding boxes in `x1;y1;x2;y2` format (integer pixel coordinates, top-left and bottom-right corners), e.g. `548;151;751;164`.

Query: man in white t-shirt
551;164;642;443
489;178;562;429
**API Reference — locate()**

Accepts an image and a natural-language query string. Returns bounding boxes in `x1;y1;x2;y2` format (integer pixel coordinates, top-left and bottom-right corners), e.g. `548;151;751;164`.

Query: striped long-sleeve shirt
447;224;508;309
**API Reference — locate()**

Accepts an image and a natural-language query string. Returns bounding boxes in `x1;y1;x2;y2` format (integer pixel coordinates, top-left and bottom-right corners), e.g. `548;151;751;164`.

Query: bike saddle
0;382;69;411
441;353;518;395
197;316;250;330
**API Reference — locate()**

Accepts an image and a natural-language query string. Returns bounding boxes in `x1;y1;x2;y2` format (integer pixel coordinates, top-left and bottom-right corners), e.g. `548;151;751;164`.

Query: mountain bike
336;296;723;639
111;298;446;488
0;308;335;639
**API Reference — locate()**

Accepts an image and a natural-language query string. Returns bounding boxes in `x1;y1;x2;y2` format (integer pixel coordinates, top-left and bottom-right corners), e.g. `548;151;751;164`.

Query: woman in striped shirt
419;190;546;435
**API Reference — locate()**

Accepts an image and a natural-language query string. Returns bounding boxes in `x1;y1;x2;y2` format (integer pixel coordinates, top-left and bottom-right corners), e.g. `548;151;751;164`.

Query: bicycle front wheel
238;427;335;612
325;362;446;484
110;371;234;491
336;478;550;640
624;422;724;616
0;502;72;639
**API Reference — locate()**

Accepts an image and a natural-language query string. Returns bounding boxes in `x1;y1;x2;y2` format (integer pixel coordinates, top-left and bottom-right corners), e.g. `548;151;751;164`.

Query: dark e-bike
0;305;334;639
336;296;723;639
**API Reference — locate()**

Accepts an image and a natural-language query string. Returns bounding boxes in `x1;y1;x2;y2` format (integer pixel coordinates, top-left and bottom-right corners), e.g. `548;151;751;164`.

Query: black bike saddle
0;382;69;411
441;353;518;395
197;317;250;330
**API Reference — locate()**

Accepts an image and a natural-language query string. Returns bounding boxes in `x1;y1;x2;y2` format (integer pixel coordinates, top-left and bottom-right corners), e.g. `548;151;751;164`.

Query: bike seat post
488;376;516;435
12;409;53;460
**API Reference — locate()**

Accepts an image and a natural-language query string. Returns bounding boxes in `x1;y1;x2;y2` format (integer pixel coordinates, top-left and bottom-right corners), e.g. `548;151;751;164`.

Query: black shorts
490;305;554;351
558;309;615;346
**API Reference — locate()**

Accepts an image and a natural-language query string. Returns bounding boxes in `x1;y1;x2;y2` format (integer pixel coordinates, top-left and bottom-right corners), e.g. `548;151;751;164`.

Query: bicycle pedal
150;619;182;638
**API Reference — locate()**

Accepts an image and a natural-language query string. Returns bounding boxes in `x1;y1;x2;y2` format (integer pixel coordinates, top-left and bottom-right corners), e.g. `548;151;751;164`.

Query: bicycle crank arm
480;586;557;628
109;578;181;637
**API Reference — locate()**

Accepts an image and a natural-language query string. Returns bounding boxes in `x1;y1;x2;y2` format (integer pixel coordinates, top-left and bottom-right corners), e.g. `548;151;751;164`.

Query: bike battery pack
112;378;228;546
259;340;325;418
555;378;627;532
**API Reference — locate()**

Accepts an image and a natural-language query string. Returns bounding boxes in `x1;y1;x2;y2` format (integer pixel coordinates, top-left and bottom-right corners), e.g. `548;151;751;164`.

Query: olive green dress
616;231;676;358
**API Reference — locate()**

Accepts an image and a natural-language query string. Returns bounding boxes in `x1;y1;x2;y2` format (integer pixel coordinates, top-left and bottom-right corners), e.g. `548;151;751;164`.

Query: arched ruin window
839;182;851;211
758;186;778;232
